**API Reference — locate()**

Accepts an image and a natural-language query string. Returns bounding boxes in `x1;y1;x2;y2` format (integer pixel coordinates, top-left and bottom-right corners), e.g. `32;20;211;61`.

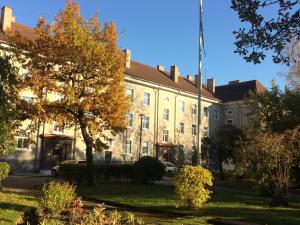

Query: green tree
236;126;300;206
231;0;300;64
0;56;22;154
247;83;300;132
235;84;300;206
8;1;129;185
202;125;243;180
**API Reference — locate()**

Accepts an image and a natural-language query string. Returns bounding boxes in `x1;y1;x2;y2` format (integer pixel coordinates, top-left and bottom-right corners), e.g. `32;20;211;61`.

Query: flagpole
196;0;203;165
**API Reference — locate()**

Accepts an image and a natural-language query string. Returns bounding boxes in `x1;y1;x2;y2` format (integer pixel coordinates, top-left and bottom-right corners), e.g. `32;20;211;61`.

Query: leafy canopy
0;56;23;154
231;0;300;64
8;0;129;150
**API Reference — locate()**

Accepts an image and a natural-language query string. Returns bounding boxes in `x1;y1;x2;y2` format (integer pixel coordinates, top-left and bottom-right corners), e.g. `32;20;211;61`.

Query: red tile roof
215;80;266;102
0;21;266;103
0;23;36;41
125;61;218;100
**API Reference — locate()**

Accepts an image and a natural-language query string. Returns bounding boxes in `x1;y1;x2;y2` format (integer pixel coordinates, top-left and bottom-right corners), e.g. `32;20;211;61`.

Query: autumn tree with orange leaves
8;1;129;185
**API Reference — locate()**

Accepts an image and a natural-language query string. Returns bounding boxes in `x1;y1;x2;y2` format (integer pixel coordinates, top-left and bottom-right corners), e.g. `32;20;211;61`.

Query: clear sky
1;0;288;89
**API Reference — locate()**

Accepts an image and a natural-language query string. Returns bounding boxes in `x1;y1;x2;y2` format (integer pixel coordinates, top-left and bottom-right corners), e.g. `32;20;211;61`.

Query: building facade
0;6;265;173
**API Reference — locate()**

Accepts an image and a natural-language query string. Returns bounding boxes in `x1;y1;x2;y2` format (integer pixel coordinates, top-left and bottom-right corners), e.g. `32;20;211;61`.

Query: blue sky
2;0;288;88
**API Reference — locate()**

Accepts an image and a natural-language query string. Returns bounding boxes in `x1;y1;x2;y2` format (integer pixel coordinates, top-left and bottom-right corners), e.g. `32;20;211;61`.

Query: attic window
226;110;233;116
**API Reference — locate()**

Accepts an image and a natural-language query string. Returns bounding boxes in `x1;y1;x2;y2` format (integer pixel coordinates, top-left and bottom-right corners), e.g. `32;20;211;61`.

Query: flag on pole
196;0;204;165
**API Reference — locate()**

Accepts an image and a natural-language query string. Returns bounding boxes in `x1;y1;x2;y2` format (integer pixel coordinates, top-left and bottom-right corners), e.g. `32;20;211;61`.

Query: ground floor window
105;151;112;163
142;141;149;155
124;140;132;154
16;132;30;150
203;127;209;137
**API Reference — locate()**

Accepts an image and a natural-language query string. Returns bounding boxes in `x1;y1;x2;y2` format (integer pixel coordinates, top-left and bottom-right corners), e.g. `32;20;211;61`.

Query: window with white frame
21;96;34;102
163;130;169;142
179;122;185;134
204;107;209;117
227;119;233;125
53;122;64;134
192;104;197;115
143;92;150;106
126;113;133;128
226;110;233;116
192;124;197;136
142;142;149;155
214;109;219;120
179;101;185;113
163;109;169;121
126;88;134;103
124;140;132;154
203;127;209;137
16;132;30;150
142;116;150;129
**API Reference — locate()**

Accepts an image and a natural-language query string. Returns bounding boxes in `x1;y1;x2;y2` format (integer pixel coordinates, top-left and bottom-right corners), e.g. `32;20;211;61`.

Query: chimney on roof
1;6;15;32
207;78;215;93
195;75;201;88
187;75;194;82
124;49;131;68
229;80;240;85
170;65;180;83
157;65;164;72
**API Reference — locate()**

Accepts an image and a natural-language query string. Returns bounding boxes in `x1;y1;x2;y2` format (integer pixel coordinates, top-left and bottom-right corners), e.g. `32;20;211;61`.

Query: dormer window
227;110;233;116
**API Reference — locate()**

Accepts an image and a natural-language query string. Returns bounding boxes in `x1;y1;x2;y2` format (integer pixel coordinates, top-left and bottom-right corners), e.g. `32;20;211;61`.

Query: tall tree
235;84;300;206
287;43;300;89
202;125;243;180
247;82;300;132
8;1;129;185
0;56;22;154
231;0;300;64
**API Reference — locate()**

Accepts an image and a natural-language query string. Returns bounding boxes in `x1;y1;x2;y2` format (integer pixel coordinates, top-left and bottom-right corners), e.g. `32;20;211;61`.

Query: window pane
142;142;149;155
142;116;150;129
179;122;184;134
163;109;169;121
143;93;150;106
204;107;208;117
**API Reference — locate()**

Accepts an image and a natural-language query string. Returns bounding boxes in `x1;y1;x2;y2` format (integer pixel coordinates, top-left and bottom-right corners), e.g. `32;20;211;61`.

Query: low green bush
0;162;10;189
133;156;165;184
59;164;87;184
79;204;143;225
60;163;134;184
40;182;76;216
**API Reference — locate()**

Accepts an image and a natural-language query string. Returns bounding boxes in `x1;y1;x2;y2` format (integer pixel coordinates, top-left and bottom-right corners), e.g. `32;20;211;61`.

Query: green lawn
0;192;38;225
78;182;300;225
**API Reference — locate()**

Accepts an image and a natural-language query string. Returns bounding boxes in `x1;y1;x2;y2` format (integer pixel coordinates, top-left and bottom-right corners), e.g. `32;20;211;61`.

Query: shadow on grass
79;183;300;225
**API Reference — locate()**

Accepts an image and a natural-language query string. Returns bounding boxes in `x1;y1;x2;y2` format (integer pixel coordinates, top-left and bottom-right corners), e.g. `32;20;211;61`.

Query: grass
78;182;300;225
0;191;38;225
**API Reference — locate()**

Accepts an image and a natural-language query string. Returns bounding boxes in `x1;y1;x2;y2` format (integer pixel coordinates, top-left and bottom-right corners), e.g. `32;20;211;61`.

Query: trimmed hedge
133;156;165;184
59;164;134;184
59;157;165;184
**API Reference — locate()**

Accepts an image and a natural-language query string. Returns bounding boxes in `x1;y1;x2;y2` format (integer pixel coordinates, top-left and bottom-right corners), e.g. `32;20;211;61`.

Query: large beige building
0;6;266;173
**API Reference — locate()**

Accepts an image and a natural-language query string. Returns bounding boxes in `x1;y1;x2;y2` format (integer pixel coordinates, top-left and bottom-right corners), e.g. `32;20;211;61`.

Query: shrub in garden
40;182;76;216
0;162;10;189
59;164;87;184
175;165;213;209
79;204;144;225
133;156;165;183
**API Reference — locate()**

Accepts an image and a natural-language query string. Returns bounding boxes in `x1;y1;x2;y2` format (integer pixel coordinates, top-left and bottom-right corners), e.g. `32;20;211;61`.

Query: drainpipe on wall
174;92;179;144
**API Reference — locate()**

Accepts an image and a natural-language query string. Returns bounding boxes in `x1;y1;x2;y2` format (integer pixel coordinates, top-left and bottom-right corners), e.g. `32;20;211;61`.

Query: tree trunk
218;152;224;180
271;184;289;207
78;116;94;186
